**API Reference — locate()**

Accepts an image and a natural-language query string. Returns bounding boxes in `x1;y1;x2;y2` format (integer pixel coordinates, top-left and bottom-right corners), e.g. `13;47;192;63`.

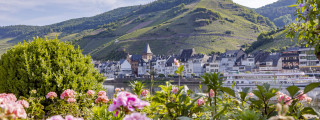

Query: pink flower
197;98;205;106
67;98;76;103
108;91;150;116
209;89;215;98
248;92;254;98
306;97;312;103
97;91;107;97
115;88;121;92
95;95;109;103
46;115;64;120
141;89;149;97
0;101;27;119
123;113;150;120
171;87;178;94
65;115;74;120
174;59;180;67
87;90;95;96
121;88;125;91
60;89;75;99
298;94;307;101
46;92;58;99
278;94;292;105
0;93;17;104
16;100;29;108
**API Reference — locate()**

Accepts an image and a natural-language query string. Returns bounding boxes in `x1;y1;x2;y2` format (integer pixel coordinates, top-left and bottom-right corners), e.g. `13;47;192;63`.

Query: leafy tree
0;37;104;97
286;0;320;60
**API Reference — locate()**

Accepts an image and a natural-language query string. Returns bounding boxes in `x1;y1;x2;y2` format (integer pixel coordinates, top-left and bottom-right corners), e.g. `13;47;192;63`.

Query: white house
118;59;132;78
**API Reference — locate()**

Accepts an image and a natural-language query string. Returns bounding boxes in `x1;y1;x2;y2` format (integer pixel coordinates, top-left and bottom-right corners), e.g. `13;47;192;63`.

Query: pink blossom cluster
0;93;28;119
95;91;109;104
197;98;205;106
86;90;95;97
276;92;292;105
95;95;109;104
46;115;83;120
97;91;106;96
174;59;180;67
171;87;179;94
248;92;254;98
141;89;149;97
123;112;150;120
16;100;29;108
108;91;150;117
60;89;75;100
297;91;312;103
46;92;58;99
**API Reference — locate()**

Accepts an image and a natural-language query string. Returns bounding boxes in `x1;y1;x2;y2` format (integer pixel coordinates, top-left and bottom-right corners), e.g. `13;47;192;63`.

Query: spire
144;43;152;54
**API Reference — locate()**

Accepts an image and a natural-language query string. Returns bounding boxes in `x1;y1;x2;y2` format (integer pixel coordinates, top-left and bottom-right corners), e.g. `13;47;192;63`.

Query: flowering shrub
0;74;319;119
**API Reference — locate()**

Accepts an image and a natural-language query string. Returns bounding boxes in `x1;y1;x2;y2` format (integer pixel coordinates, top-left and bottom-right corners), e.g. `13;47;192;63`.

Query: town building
281;47;299;70
298;45;320;77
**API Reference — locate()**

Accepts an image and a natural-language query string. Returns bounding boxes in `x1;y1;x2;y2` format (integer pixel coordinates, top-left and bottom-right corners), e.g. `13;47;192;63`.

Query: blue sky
0;0;278;26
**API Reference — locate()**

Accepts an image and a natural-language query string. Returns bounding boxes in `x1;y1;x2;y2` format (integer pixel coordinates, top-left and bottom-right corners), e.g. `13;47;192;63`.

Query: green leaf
179;94;187;102
220;87;235;97
232;81;235;88
286;86;300;97
304;82;320;94
166;102;177;108
288;4;297;7
301;107;319;116
213;105;228;119
239;87;250;100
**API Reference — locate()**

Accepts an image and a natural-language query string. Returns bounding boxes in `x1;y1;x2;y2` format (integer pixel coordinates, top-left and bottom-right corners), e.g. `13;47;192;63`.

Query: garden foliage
0;37;104;97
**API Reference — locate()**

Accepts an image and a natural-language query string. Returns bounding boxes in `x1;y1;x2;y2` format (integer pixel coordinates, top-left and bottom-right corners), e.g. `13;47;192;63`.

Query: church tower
142;43;153;61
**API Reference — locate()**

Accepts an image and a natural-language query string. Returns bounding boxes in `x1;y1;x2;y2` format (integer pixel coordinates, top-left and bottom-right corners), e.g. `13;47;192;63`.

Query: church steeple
144;43;152;54
142;43;153;61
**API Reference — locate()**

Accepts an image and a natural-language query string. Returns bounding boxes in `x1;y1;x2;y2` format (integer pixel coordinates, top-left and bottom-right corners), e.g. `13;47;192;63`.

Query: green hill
245;29;300;53
0;0;276;60
74;0;276;60
255;0;296;27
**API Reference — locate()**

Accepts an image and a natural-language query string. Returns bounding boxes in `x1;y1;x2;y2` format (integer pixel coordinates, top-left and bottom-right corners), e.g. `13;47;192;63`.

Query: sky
0;0;278;26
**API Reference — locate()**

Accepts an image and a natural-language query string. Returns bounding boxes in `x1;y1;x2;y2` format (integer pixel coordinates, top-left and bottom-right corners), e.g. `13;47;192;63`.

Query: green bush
0;37;104;97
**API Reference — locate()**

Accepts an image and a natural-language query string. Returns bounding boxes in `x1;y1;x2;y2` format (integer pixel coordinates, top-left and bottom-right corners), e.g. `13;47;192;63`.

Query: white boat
223;72;319;86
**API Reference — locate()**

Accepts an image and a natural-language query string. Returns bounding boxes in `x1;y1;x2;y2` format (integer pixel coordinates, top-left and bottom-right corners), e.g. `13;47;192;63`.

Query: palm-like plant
201;72;235;116
129;81;146;97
